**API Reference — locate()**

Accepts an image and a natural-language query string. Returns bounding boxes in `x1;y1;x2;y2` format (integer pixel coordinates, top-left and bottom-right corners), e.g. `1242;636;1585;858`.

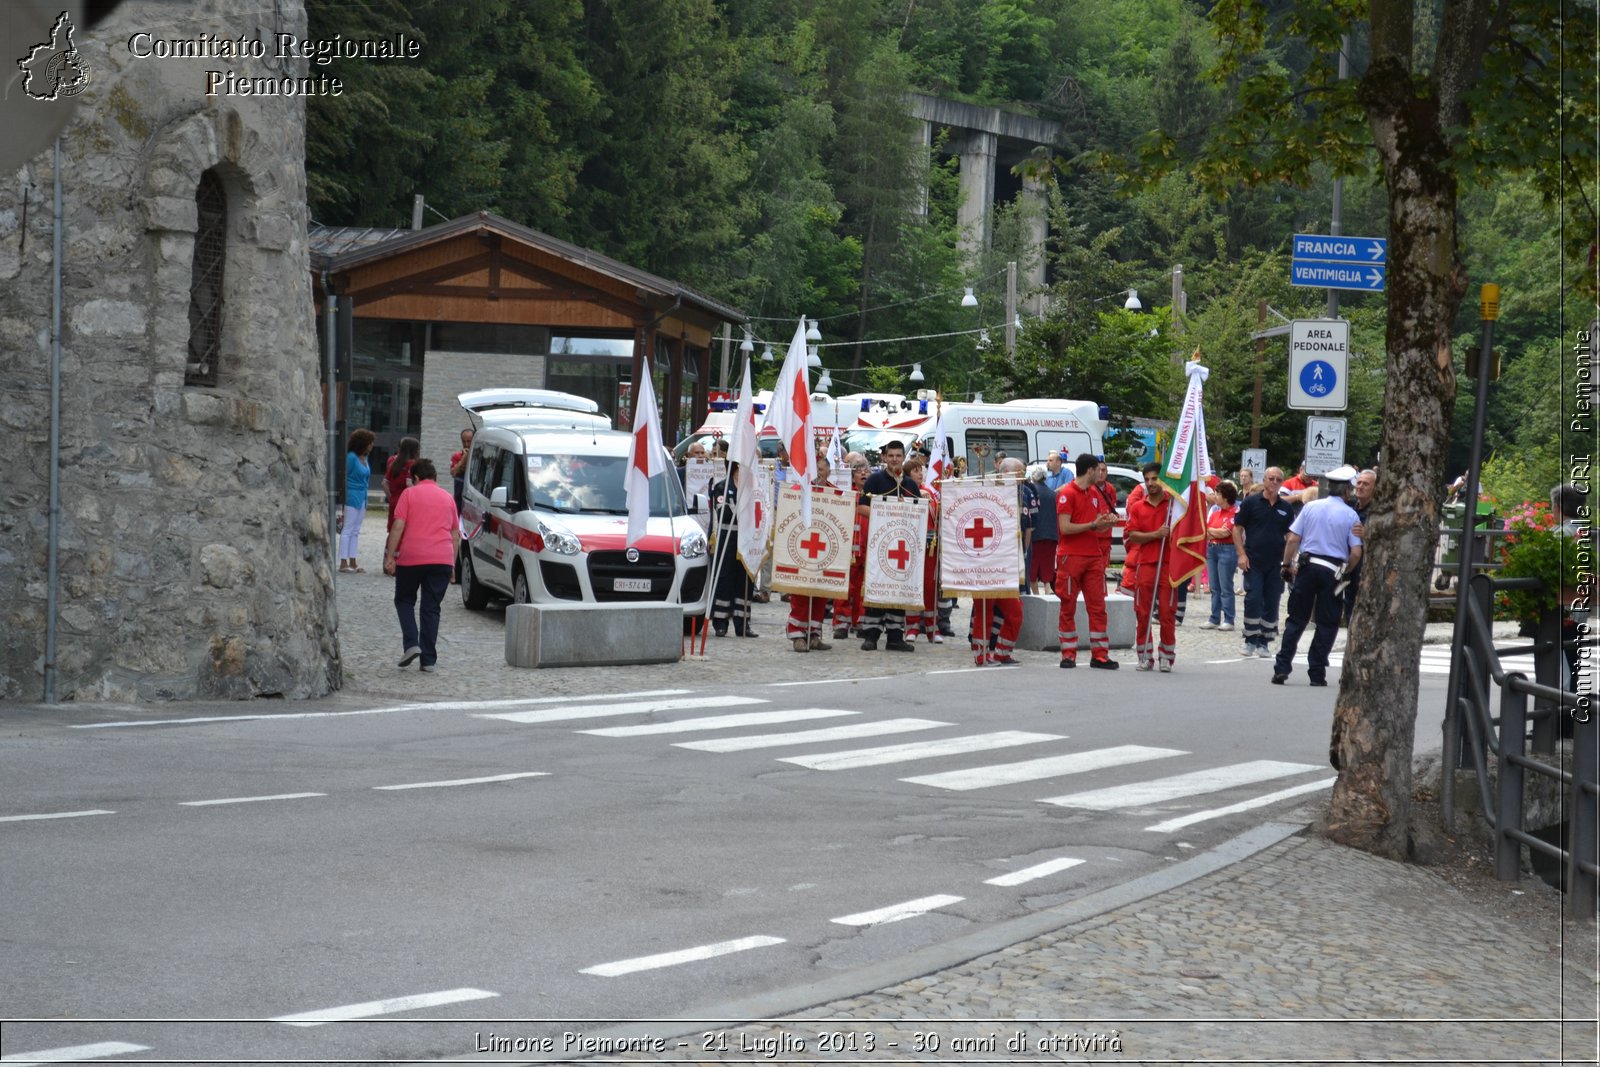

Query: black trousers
1274;562;1343;682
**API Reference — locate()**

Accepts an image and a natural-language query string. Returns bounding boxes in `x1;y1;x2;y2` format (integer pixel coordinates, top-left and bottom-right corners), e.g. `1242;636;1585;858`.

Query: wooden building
310;211;743;472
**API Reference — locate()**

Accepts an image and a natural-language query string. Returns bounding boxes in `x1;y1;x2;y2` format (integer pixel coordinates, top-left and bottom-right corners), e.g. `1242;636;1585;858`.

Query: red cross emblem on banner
800;532;827;559
887;539;911;570
965;518;994;549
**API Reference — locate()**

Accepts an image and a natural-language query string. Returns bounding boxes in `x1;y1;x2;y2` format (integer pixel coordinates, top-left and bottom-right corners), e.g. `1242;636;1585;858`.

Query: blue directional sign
1291;261;1386;292
1292;233;1387;264
1291;233;1387;292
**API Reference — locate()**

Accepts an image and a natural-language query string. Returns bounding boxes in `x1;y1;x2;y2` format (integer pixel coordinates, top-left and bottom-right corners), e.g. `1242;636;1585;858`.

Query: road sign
1291;262;1386;291
1288;319;1349;410
1303;417;1346;476
1292;234;1387;264
1291;232;1387;292
1240;448;1268;479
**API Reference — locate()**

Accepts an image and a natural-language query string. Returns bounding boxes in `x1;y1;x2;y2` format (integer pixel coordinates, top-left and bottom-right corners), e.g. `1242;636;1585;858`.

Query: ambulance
840;394;1108;470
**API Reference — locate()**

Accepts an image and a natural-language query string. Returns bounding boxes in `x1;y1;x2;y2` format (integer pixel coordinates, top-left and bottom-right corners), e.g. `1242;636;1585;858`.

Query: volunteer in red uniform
1122;462;1178;672
786;455;834;652
1055;452;1119;669
832;459;871;639
1093;459;1118;575
971;457;1026;665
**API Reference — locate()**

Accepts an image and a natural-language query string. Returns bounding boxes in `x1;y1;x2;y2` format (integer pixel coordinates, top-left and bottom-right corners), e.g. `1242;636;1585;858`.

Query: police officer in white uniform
1271;465;1363;686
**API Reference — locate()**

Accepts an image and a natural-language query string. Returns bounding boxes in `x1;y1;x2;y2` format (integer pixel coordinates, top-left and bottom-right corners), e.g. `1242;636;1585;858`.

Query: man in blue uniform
1271;466;1364;686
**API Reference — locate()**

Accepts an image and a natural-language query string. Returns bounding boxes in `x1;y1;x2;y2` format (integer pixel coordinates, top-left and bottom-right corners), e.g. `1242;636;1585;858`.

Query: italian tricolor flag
1158;354;1213;588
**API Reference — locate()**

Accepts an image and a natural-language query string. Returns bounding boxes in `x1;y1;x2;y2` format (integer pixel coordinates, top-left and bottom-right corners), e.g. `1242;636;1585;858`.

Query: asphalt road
0;660;1449;1064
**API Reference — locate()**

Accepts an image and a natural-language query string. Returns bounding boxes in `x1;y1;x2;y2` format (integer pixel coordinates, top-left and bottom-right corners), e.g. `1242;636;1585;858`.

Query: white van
841;395;1107;470
456;391;709;616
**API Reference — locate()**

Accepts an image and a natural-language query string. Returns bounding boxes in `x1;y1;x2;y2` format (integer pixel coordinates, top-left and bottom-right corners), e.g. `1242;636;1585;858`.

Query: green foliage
1496;501;1582;625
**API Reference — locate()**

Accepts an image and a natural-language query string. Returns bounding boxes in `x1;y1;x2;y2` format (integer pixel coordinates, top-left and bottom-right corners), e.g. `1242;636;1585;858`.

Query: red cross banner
938;478;1022;598
769;481;854;598
863;496;929;610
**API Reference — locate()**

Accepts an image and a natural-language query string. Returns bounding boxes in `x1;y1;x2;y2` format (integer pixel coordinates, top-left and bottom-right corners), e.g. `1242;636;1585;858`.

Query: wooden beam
341;252;494;305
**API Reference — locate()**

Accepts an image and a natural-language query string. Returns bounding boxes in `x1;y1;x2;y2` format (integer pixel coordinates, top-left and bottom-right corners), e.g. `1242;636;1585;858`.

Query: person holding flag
1122;462;1178;671
1155;355;1214;621
762;318;815;527
707;360;766;638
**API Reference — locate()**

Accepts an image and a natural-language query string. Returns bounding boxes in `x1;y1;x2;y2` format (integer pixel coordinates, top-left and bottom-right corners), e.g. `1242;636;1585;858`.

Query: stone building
0;0;339;701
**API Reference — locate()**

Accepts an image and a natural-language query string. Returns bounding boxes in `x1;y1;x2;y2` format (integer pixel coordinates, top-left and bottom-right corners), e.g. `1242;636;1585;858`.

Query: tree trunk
1327;58;1466;859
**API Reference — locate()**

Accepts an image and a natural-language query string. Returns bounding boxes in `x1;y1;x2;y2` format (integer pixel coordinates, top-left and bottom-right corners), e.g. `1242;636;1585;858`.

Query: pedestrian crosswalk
476;689;1332;833
1254;645;1534;677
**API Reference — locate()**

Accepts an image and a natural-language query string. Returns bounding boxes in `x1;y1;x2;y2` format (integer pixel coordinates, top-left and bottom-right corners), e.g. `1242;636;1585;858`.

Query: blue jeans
1207;542;1238;625
1241;555;1284;650
394;564;452;666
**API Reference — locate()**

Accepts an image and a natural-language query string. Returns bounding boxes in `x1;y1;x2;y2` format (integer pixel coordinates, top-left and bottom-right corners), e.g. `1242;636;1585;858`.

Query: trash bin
1434;502;1498;590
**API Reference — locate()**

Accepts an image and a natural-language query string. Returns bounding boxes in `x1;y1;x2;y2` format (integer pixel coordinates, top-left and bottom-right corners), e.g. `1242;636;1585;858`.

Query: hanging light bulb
961;287;978;308
761;344;774;363
739;326;755;354
805;318;822;343
1124;289;1142;311
908;363;925;383
807;345;821;368
816;369;832;392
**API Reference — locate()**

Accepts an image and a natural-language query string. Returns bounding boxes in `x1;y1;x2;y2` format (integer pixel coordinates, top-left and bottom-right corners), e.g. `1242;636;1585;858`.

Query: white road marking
580;709;855;737
0;809;115;823
580;936;785;977
179;792;326;807
273;987;499;1026
1144;777;1337;833
478;695;764;724
984;857;1087;886
1;1042;149;1065
779;731;1064;771
831;894;964;926
924;667;995;676
677;718;949;753
768;675;895;687
72;689;693;728
374;772;549;791
901;745;1185;791
1039;760;1322;810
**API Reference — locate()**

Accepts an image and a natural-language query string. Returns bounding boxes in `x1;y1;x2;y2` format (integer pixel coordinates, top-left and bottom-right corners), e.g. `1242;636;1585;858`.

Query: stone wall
0;0;339;701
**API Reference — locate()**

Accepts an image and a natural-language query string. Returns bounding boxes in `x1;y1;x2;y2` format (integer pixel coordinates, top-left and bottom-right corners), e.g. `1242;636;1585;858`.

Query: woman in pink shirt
1202;480;1240;630
382;458;460;673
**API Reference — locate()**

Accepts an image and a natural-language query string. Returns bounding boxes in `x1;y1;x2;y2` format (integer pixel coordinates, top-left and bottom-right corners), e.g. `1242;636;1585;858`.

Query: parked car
1103;464;1142;566
456;391;709;616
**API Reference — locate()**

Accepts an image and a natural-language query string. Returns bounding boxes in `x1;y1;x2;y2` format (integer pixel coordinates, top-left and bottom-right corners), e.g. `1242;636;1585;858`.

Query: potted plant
1496;501;1583;624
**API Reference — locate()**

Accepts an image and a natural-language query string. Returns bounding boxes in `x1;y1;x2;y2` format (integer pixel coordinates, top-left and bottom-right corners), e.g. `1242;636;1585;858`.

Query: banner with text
863;496;929;610
938;478;1022;598
769;482;854;598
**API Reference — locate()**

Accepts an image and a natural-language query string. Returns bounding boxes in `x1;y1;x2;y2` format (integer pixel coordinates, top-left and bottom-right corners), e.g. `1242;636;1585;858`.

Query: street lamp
961;287;978;308
806;344;822;369
805;318;822;343
740;327;755;354
761;343;774;363
1124;289;1142;311
816;369;832;392
909;363;924;383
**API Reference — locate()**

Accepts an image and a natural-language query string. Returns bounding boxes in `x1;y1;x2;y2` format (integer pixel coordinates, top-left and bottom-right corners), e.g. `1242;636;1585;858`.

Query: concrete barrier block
1017;592;1135;651
505;602;683;668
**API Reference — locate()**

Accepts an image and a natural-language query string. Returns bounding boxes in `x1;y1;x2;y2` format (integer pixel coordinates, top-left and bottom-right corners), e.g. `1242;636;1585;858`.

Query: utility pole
1253;300;1266;447
1004;260;1017;358
1327;34;1349;320
1171;263;1186;365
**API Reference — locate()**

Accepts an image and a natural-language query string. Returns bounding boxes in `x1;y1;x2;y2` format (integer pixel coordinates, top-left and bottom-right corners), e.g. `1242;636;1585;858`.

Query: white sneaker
1158;662;1172;673
1219;623;1234;631
931;633;944;644
1199;621;1218;630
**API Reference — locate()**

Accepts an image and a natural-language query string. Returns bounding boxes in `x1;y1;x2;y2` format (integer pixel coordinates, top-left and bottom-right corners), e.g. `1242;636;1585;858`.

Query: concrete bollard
1017;592;1135;652
505;602;683;668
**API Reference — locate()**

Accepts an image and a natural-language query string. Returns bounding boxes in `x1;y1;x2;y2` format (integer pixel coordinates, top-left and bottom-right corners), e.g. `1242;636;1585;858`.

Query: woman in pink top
382;458;460;672
1202;480;1240;630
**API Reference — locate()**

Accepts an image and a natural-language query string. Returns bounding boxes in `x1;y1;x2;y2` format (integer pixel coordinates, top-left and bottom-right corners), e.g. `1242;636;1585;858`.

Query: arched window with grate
185;169;227;386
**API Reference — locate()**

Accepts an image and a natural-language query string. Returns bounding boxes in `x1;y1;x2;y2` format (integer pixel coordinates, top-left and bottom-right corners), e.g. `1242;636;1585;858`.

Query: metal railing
1443;572;1597;915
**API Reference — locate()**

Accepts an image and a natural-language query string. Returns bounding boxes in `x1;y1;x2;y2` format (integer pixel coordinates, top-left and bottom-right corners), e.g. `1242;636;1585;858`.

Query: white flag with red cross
862;496;928;610
937;478;1022;597
624;366;665;547
761;318;814;527
729;358;770;578
926;407;950;482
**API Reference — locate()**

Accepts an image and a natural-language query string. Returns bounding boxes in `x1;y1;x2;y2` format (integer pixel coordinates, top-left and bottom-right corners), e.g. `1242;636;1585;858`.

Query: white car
456;391;709;616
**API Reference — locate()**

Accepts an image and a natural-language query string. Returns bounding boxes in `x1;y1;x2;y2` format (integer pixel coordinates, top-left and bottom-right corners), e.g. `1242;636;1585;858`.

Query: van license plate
614;577;652;592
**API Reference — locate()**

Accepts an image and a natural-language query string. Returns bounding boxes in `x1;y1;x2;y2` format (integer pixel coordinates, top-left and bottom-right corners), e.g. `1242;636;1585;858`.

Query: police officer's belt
1304;552;1343;571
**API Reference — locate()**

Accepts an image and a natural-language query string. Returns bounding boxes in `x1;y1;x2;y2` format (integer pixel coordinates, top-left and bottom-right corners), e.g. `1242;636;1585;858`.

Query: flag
926;404;950;482
729;358;768;578
1157;352;1212;587
624;365;665;547
761;318;815;526
826;424;844;481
